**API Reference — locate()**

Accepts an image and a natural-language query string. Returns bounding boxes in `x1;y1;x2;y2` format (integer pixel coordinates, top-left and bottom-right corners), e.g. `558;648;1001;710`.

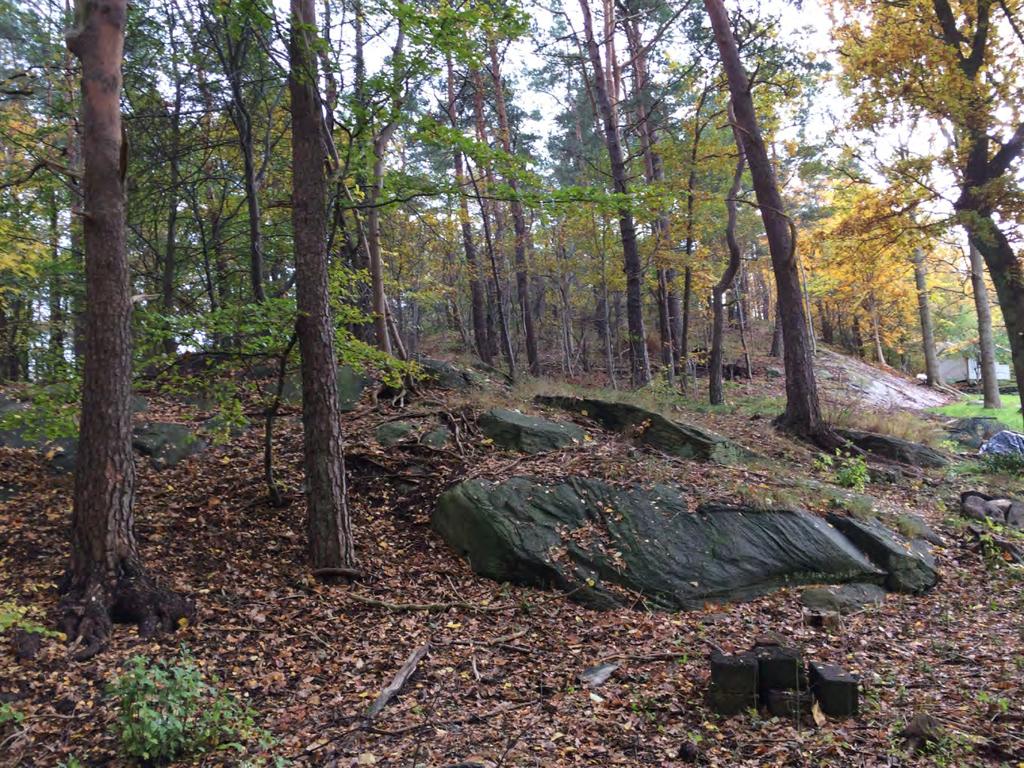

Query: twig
366;643;430;719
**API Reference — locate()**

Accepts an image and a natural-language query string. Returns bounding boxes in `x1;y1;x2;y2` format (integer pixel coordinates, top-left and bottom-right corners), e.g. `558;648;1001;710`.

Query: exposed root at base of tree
58;571;194;661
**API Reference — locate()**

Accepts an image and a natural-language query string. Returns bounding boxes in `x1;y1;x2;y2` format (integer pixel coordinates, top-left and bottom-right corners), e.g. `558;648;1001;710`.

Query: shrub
979;451;1024;476
814;450;869;492
108;650;265;764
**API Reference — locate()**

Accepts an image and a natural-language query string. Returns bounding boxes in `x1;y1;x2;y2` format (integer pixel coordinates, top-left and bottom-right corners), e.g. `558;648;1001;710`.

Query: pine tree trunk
710;118;745;405
968;239;1002;409
489;42;539;376
704;0;827;440
60;0;192;658
578;0;650;385
290;0;356;572
446;56;490;365
912;248;942;386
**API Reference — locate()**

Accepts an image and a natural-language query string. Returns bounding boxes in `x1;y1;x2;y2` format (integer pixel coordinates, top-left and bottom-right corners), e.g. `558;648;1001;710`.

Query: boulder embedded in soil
131;422;207;469
834;428;948;468
534;395;753;463
434;476;883;610
478;408;584;454
826;514;938;593
800;583;887;614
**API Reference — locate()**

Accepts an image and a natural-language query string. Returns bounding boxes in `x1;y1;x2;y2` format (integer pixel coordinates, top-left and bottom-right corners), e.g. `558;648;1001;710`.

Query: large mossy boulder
826;513;938;593
534;395;752;463
417;358;482;390
835;428;948;468
434;476;883;610
479;408;584;454
271;364;371;409
132;422;207;469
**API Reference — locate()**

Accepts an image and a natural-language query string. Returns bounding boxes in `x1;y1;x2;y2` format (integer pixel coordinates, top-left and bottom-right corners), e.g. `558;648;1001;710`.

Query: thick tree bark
489;42;540;376
578;0;651;385
704;0;827;439
60;0;192;659
968;239;1002;409
965;219;1023;420
290;0;356;571
912;248;942;386
710;120;745;405
446;56;490;365
927;0;1024;419
769;302;783;357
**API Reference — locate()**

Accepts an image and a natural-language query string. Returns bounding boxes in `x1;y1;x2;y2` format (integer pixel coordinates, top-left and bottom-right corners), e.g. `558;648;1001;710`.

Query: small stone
53;697;76;715
579;662;618;688
809;661;858;718
902;712;943;751
10;629;41;661
375;421;415;447
896;514;944;546
803;608;841;630
677;741;700;762
422;427;451;449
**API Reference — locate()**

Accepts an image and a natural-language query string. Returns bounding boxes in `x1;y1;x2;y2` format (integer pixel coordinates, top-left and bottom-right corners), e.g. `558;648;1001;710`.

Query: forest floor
1;350;1023;767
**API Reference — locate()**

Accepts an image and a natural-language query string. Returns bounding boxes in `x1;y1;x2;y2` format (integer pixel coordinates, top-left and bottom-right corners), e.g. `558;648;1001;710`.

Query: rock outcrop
534;395;753;463
478;408;584;454
834;428;948;468
434;476;883;610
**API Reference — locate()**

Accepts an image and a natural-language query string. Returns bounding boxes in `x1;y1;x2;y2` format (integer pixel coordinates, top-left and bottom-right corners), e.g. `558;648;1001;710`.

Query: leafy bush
108;650;265;764
814;450;869;492
979;451;1024;475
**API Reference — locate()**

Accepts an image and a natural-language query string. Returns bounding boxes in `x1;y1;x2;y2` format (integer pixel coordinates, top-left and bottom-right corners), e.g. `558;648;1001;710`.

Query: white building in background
937;355;1012;384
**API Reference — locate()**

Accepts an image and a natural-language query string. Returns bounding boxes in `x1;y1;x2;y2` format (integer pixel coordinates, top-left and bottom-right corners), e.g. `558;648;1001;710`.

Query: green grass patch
931;397;1023;431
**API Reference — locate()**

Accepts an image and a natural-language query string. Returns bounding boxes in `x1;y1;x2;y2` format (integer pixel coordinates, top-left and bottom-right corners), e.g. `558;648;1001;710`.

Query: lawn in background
932;396;1023;431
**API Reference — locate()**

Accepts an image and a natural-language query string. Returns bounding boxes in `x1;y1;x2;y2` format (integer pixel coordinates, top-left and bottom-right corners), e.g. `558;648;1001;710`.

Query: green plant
0;701;24;728
108;649;265;764
979;451;1024;475
814;450;869;492
0;600;61;638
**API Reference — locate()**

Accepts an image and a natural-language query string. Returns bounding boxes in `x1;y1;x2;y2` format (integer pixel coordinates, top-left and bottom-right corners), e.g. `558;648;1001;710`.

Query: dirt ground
1;356;1022;767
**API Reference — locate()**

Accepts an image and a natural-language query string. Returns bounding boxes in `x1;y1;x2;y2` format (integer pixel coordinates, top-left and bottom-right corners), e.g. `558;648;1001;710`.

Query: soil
1;352;1021;767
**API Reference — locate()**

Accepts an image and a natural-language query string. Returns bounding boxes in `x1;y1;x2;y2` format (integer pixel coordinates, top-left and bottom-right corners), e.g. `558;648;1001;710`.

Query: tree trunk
710;118;745;405
60;0;192;658
769;302;783;357
290;0;356;572
446;56;490;364
704;0;827;440
578;0;650;385
489;42;539;376
623;10;674;383
871;300;886;365
912;248;942;386
47;193;65;373
161;20;183;355
968;239;1002;409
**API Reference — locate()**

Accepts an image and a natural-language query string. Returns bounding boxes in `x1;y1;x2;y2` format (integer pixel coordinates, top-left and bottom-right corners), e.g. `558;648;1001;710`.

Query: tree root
59;571;195;661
